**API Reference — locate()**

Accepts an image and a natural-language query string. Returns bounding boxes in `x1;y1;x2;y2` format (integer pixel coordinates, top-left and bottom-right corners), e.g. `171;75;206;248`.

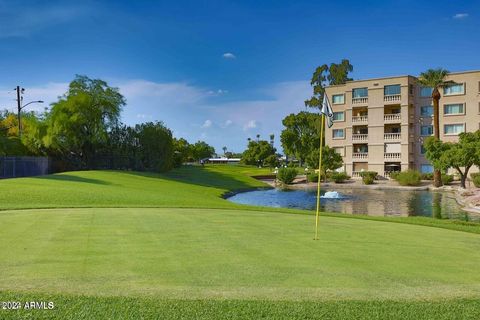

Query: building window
409;84;414;95
421;125;433;136
444;103;464;115
332;94;345;104
443;83;465;96
420;145;426;154
352;87;368;98
333;112;344;122
444;124;465;135
420;164;433;174
420;87;433;97
420;105;433;117
384;84;401;96
332;129;344;139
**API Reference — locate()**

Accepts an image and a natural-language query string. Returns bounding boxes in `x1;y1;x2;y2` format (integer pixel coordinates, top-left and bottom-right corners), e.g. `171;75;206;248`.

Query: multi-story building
324;70;480;178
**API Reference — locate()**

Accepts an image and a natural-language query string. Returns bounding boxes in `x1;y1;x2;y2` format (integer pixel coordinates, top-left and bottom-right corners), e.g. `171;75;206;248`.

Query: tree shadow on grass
120;166;268;192
35;174;112;185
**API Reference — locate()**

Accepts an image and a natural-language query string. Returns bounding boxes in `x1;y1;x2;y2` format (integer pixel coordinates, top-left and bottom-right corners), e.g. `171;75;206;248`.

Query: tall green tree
417;68;453;187
304;59;353;110
280;112;320;166
191;141;215;161
136;122;174;172
241;140;276;166
424;132;480;189
306;146;343;181
45;75;125;168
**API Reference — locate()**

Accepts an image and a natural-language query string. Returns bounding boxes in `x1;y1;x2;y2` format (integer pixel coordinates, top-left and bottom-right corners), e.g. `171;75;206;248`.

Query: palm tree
417;68;453;187
269;134;275;147
256;134;260;142
222;146;227;155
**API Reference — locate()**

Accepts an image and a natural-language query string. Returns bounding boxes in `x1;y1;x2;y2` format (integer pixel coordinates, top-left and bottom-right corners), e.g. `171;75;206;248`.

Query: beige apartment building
325;70;480;178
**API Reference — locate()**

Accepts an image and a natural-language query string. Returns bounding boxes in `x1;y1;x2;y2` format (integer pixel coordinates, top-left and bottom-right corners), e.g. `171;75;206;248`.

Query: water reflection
227;188;479;222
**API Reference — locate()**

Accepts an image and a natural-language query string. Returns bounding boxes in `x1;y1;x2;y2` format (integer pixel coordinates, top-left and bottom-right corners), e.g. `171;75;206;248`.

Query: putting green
1;207;480;301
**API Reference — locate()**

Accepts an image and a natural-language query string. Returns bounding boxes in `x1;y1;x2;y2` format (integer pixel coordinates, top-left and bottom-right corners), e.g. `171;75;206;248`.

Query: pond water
227;187;479;222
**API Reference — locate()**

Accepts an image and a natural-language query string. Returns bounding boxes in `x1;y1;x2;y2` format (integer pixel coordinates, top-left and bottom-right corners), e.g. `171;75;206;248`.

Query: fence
0;157;50;179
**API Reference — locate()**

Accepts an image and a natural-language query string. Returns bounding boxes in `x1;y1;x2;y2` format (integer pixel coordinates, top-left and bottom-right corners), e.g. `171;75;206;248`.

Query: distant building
204;157;241;164
324;70;480;178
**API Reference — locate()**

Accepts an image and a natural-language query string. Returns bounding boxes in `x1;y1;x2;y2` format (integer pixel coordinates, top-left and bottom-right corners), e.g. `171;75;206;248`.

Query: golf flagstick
314;113;324;240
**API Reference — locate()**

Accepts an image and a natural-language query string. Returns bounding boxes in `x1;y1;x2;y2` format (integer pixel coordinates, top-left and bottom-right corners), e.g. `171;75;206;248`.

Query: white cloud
0;3;91;38
223;120;233;127
222;52;236;59
207;89;228;96
201;119;212;128
243;120;257;131
453;13;469;19
136;113;152;119
0;82;68;113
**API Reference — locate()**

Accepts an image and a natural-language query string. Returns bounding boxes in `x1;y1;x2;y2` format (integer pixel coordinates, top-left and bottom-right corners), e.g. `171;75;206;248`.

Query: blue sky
0;0;479;153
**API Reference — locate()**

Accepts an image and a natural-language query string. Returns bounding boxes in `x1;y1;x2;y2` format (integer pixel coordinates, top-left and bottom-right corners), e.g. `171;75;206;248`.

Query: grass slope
0;165;271;210
1;165;480;319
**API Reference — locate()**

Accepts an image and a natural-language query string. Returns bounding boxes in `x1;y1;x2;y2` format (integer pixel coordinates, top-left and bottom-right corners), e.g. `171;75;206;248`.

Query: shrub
276;167;297;184
359;171;377;185
389;171;400;180
471;173;480;188
395;170;421;186
421;173;434;180
331;172;350;183
441;174;454;185
306;173;318;183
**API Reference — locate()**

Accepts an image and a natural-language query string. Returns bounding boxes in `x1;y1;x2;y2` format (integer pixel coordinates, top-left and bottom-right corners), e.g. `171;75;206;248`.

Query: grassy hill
1;165;480;319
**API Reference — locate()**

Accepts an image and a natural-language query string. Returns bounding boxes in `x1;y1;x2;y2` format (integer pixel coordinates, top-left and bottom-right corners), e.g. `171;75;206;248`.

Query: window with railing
420;105;433;117
384;84;401;96
333;112;344;121
420;125;433;136
352;87;368;98
444;83;464;95
444;103;464;115
420;87;433;97
332;94;345;104
444;124;465;135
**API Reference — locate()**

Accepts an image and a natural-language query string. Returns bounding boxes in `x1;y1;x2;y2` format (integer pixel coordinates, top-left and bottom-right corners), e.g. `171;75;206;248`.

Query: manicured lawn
1;165;480;319
0;165;271;210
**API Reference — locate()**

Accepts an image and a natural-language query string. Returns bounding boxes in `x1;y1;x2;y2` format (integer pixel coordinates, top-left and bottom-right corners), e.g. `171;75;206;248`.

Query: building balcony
384;114;401;122
352;134;368;141
351;171;362;178
352;97;368;104
384;133;401;140
352;152;368;160
384;152;401;160
384;94;401;103
352;115;368;123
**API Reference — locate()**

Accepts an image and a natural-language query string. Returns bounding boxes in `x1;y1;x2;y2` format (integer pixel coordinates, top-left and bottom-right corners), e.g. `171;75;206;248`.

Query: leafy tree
45;75;125;168
173;138;193;163
191;141;215;161
306;146;343;181
264;154;280;169
304;59;353;110
280;112;320;166
136;122;174;172
436;132;480;188
241;140;276;166
423;137;451;172
417;68;453;187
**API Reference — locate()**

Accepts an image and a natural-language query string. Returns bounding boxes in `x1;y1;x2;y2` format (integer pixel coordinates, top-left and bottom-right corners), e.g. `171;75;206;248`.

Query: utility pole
16;86;23;139
14;86;43;139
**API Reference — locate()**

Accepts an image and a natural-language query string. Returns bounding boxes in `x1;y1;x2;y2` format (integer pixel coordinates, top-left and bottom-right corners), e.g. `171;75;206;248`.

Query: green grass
1;165;480;319
0;165;271;210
